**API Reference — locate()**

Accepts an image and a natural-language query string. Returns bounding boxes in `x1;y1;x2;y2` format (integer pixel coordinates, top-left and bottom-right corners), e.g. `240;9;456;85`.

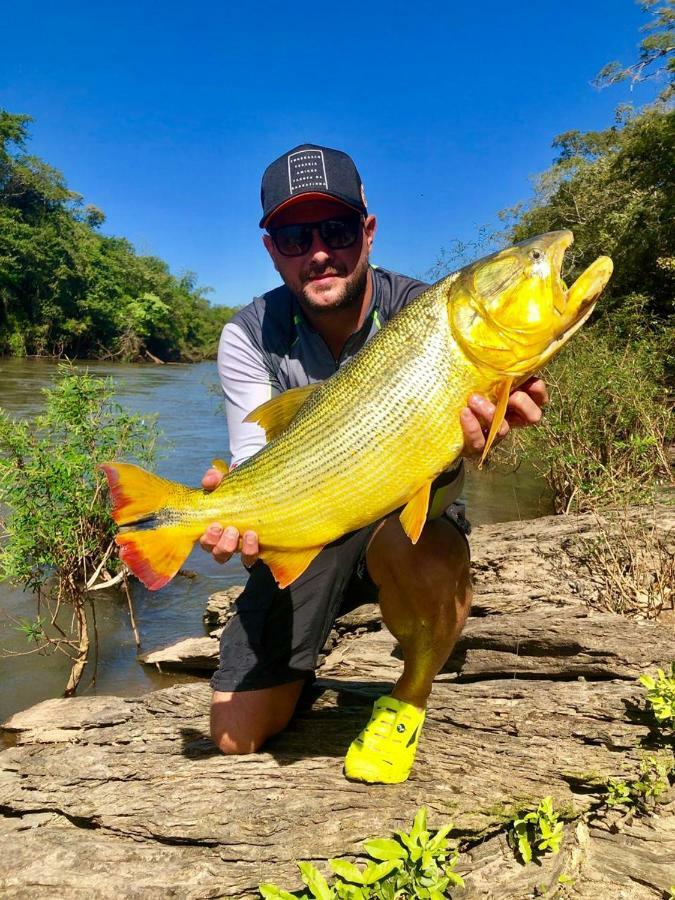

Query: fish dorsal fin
259;545;324;589
244;384;321;441
478;376;514;469
399;480;433;544
211;458;230;474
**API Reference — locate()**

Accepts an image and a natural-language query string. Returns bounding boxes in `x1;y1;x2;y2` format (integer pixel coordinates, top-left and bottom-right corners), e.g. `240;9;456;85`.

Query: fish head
448;230;613;377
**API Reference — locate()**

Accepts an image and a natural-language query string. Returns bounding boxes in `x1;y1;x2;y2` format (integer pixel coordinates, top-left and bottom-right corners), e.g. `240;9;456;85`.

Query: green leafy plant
640;663;675;728
0;365;158;694
259;807;464;899
603;753;674;813
507;797;565;865
605;778;635;809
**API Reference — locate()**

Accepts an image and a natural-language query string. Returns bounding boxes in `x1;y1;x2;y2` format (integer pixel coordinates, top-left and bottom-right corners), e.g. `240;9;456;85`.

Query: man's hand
198;467;260;567
460;376;548;458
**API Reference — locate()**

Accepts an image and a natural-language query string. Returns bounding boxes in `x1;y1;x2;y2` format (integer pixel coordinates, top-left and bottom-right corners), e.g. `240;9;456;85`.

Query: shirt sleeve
217;322;276;468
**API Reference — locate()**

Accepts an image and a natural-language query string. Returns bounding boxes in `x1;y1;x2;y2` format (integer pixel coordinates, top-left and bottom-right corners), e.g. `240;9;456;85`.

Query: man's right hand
199;467;260;567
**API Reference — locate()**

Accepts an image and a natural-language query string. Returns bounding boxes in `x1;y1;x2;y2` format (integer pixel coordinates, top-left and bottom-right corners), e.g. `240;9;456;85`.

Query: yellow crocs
344;695;426;784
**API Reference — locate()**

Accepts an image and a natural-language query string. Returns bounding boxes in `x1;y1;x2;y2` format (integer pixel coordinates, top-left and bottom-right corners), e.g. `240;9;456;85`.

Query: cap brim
260;192;365;228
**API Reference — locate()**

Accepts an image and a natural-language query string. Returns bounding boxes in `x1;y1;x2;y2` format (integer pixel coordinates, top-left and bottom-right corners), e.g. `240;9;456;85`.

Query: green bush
506;796;565;866
259;807;464;900
0;365;158;694
514;325;672;513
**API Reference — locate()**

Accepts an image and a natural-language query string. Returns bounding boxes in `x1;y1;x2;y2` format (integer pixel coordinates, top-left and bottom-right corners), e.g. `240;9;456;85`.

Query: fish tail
100;462;201;591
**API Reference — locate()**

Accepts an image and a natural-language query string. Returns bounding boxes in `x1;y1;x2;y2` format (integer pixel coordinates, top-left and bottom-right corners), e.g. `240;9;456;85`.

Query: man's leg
209;526;380;755
344;514;472;782
211;681;306;754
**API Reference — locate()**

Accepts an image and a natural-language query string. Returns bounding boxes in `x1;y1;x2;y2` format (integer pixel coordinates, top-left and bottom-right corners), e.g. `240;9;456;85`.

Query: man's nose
307;227;333;258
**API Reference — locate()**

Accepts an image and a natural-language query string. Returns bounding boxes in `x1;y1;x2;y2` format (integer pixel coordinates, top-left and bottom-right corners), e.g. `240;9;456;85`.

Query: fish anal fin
399;480;433;544
116;526;199;591
259;545;324;589
244;384;321;441
478;376;514;469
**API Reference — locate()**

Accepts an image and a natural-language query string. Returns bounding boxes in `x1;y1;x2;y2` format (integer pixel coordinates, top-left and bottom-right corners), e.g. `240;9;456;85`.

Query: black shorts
210;507;471;694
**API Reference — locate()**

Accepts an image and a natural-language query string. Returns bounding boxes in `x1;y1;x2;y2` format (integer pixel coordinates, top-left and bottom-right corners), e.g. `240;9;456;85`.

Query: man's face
262;198;377;315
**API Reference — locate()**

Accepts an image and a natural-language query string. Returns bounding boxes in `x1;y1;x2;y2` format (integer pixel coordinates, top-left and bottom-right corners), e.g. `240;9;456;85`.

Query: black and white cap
259;144;368;227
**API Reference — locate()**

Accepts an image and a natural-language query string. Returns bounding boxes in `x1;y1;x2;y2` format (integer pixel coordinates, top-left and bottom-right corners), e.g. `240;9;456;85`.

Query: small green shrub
507;797;565;865
640;664;675;728
0;365;158;694
604;753;674;813
514;327;672;514
259;807;464;899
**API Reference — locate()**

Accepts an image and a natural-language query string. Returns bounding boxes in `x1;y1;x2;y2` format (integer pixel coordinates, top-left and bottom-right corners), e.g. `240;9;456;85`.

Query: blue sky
1;1;656;305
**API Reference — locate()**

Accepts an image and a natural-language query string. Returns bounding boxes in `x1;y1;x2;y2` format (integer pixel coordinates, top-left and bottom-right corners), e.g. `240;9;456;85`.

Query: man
201;144;546;783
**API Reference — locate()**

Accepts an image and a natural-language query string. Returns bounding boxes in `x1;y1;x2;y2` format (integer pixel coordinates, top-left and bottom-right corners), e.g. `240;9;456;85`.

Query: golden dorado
101;231;612;591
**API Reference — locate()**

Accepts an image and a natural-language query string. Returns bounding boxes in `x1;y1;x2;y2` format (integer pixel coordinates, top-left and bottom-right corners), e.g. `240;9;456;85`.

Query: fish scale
101;231;613;590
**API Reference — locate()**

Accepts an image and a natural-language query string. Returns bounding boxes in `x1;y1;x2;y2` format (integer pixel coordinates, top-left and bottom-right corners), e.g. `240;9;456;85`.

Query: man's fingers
506;390;544;427
199;523;223;553
240;530;259;568
212;527;240;563
201;468;224;491
518;376;549;408
460;408;486;457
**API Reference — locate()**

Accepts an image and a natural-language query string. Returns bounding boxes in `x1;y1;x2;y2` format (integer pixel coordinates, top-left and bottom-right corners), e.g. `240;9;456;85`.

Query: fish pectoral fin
478;376;514;469
211;458;230;474
259;545;325;589
116;525;200;591
399;480;433;544
244;384;322;441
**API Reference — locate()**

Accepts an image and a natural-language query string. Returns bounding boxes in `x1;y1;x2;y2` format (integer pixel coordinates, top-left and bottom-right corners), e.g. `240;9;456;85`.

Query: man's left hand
460;376;548;458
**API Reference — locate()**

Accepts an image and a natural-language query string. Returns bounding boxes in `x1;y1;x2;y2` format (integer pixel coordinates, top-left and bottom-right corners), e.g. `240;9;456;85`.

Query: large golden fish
102;231;612;590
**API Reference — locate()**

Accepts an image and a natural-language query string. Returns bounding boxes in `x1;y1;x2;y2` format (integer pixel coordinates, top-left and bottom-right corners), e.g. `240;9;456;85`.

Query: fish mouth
452;230;613;377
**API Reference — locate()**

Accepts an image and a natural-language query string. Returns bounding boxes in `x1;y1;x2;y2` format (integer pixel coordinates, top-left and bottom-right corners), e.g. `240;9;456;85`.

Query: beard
296;253;370;315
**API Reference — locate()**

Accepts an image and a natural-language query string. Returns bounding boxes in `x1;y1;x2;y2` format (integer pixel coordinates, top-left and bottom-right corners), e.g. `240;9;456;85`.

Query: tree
0;109;237;361
593;0;674;100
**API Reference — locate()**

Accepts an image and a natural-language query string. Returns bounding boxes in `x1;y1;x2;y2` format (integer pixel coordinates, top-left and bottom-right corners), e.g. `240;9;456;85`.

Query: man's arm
199;321;274;567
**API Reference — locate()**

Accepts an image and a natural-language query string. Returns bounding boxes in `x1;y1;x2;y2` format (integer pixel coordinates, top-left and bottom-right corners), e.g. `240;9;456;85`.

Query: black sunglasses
268;214;363;257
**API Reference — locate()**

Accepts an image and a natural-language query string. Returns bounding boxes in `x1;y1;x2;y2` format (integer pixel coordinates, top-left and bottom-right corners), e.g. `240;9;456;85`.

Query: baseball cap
259;144;368;228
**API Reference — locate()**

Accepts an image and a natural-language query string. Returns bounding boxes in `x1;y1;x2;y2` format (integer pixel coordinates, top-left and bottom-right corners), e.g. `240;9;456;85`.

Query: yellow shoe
344;695;426;784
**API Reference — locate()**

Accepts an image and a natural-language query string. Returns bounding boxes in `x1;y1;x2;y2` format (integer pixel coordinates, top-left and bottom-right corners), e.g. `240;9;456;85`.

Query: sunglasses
268;214;363;257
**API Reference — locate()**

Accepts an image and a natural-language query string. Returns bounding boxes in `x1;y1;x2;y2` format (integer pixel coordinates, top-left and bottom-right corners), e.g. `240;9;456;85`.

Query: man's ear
364;214;377;250
262;233;280;272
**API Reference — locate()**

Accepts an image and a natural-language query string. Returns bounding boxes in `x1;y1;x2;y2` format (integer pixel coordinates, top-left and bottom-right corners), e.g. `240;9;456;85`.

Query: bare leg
210;679;306;754
366;515;472;709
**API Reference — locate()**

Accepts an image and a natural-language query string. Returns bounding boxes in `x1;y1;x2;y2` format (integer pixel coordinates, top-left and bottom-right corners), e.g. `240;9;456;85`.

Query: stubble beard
296;254;370;316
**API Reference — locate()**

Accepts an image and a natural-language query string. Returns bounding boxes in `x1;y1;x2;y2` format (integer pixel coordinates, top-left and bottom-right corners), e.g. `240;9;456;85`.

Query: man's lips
306;272;341;284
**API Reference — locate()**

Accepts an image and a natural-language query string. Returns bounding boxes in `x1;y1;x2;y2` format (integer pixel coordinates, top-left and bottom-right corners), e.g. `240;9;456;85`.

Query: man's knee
210;681;305;755
368;514;471;592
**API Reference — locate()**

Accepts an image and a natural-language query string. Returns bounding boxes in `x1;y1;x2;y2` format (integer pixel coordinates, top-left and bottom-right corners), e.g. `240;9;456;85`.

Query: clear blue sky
1;1;655;305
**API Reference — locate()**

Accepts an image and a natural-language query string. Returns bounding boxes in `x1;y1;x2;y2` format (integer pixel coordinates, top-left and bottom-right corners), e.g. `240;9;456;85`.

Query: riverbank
1;506;673;898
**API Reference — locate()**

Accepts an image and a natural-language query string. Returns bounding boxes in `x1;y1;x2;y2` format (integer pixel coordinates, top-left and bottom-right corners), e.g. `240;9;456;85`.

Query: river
0;358;552;723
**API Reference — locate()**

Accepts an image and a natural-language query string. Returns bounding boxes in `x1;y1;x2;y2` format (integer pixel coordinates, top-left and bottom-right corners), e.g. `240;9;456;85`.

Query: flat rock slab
1;678;672;898
1;510;673;898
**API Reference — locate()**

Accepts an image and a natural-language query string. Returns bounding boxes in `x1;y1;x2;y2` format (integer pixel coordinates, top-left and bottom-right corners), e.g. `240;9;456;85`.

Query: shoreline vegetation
0;111;236;363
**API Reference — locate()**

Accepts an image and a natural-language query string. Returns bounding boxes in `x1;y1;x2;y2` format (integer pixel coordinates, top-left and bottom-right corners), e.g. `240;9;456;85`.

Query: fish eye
530;248;543;261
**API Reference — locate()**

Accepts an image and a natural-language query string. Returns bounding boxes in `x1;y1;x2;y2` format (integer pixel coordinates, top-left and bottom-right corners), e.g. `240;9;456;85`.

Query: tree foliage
0;111;236;360
0;366;159;694
501;104;674;331
483;11;675;512
593;0;674;100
